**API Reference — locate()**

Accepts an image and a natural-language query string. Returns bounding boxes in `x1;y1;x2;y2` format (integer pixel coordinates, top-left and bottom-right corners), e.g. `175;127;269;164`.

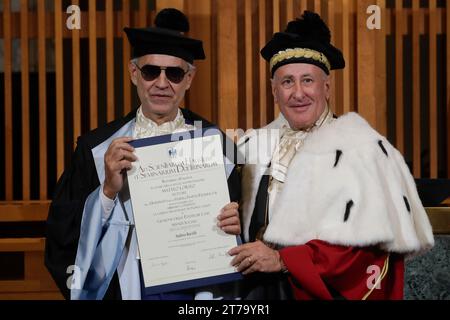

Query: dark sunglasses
134;63;188;84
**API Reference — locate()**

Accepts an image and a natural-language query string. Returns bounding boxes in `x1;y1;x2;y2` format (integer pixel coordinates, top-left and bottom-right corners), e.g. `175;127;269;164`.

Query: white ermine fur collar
239;112;434;255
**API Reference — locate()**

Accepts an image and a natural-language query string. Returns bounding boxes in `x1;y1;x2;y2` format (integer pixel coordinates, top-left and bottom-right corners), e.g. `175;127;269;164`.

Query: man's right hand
103;137;137;199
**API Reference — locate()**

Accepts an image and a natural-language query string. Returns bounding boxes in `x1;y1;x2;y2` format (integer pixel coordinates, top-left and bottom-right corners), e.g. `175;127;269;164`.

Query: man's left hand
228;240;283;275
217;202;240;235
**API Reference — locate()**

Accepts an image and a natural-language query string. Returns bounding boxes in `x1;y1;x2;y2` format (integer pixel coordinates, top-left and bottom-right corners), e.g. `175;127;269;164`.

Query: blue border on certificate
144;268;242;296
144;234;243;295
128;127;243;295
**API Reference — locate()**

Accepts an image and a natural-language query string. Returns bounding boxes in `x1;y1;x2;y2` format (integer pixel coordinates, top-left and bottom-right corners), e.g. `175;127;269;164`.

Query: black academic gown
45;108;241;300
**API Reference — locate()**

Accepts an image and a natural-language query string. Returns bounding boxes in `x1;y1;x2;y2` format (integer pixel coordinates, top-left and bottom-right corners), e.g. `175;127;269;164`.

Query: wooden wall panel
89;0;98;129
3;0;13;200
313;0;321;13
357;0;377;126
156;0;185;11
273;0;280;33
412;1;421;177
0;7;439;39
332;0;344;115
0;0;448;206
395;0;404;154
245;0;256;129
217;0;238;130
106;0;114;123
375;0;387;136
259;0;269;126
72;0;81;146
122;0;131;115
326;0;337;114
342;0;351;114
0;202;50;222
37;0;47;200
54;0;65;178
300;0;308;12
20;0;30;200
139;0;148;27
286;0;294;22
429;1;438;178
186;0;213;122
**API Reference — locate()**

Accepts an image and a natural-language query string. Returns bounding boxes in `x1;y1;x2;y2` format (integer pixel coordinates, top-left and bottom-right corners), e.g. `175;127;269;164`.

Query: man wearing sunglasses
45;8;241;300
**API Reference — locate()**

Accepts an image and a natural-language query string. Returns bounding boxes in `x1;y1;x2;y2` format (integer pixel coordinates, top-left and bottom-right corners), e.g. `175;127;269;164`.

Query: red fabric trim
279;239;404;300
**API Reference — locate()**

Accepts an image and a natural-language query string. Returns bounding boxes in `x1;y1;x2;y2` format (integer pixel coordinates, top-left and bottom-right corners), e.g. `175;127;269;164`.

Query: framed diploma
127;128;242;295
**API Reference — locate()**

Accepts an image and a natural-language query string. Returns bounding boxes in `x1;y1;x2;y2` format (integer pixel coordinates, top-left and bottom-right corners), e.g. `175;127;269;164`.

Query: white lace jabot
133;107;195;139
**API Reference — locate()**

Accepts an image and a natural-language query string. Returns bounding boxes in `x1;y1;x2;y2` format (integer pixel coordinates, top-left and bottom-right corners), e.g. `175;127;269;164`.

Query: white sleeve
99;184;117;221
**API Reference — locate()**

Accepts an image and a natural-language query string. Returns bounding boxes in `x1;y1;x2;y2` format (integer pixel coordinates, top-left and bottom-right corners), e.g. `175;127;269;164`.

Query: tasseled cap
261;11;345;76
124;8;205;63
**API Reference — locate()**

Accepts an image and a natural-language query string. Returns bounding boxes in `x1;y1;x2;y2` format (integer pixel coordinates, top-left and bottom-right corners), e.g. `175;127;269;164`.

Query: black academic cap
261;11;345;76
124;8;205;64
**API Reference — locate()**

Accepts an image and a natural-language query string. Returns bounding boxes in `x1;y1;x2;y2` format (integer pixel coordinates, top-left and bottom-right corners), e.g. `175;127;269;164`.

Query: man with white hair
230;11;434;300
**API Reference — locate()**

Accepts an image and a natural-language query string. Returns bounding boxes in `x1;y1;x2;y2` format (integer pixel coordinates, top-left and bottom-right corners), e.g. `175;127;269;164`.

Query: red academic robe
279;239;404;300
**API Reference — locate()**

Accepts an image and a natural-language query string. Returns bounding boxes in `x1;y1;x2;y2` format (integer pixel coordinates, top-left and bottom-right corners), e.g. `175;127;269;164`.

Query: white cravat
133;107;195;139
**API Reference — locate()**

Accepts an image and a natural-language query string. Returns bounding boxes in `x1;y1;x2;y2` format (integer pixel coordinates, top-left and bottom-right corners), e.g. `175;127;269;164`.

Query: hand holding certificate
127;129;241;295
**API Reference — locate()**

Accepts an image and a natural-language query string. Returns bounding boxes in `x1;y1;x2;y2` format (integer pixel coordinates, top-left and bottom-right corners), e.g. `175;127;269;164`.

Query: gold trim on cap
270;48;331;73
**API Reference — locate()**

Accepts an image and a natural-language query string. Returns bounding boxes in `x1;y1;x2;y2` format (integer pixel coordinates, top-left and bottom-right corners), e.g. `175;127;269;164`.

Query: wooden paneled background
0;0;448;299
